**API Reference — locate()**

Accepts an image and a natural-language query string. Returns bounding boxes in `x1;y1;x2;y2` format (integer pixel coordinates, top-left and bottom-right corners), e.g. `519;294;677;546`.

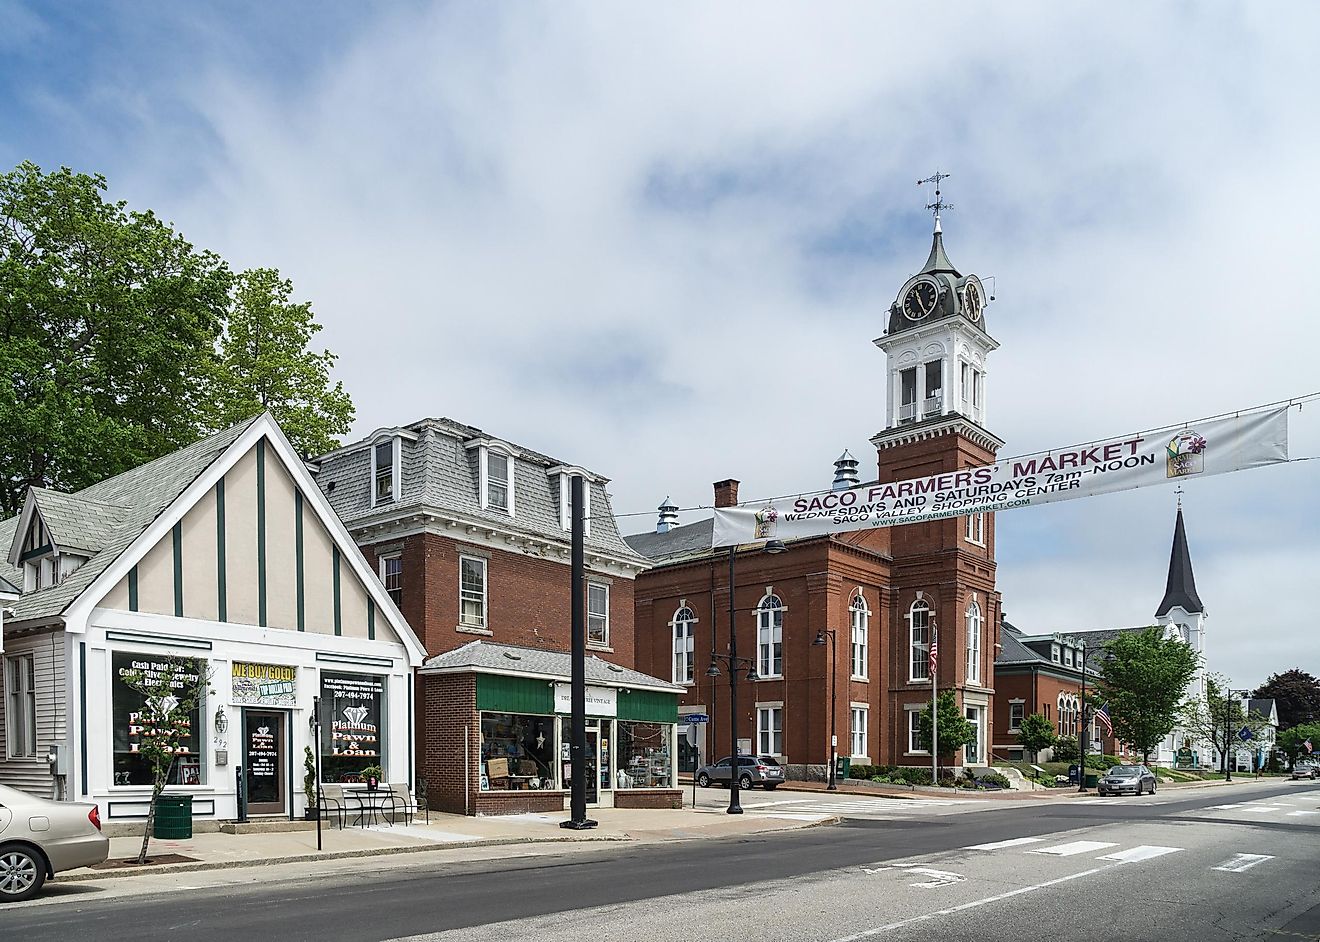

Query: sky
3;1;1318;689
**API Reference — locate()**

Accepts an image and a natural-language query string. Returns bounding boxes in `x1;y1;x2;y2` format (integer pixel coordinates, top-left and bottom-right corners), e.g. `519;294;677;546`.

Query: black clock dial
963;278;983;320
903;280;939;319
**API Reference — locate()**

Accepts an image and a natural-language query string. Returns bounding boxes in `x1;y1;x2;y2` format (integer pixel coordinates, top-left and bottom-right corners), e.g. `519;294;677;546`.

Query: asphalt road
4;780;1318;942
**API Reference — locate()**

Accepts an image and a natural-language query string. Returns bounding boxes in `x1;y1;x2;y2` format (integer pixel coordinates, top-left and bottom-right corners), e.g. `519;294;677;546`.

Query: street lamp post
1078;641;1088;793
813;628;838;790
707;540;784;814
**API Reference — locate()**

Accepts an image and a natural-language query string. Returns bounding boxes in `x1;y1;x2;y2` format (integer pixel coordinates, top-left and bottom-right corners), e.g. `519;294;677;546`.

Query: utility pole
561;475;596;830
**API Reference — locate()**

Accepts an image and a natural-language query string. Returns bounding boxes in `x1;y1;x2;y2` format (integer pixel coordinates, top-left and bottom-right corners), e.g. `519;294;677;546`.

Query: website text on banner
712;408;1289;547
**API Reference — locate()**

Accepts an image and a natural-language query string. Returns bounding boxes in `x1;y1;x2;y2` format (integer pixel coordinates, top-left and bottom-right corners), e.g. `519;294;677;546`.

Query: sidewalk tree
1277;722;1320;764
0;161;356;516
204;268;355;459
119;657;212;864
1252;669;1320;730
917;691;978;771
1179;674;1271;779
1017;713;1057;762
1093;626;1201;766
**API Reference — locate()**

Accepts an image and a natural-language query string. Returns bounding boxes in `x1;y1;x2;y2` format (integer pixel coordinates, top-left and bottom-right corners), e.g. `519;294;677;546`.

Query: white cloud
20;1;1320;683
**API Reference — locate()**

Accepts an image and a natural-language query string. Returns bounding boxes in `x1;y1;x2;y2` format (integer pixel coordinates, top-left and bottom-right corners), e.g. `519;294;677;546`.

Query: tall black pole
1078;643;1088;792
561;475;596;829
827;630;838;790
312;695;323;851
727;546;742;815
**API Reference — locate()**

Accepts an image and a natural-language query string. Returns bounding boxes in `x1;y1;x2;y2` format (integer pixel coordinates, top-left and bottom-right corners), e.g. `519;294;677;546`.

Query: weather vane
918;170;953;229
1175;484;1184;510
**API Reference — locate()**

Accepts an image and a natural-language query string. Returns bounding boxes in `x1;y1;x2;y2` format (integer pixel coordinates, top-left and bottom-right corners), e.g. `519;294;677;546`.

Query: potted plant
303;746;319;820
362;764;384;792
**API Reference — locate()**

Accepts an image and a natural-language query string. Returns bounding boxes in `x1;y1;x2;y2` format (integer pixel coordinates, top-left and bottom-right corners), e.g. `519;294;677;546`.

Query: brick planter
474;791;566;816
614;789;683;809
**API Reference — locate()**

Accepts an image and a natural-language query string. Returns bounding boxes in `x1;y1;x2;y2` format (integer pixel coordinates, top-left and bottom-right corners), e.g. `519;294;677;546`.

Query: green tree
204;268;354;458
1017;712;1057;762
0;162;231;515
119;657;211;864
1179;674;1272;779
1252;669;1320;730
917;691;978;770
1277;723;1320;764
1052;735;1078;763
1093;626;1201;766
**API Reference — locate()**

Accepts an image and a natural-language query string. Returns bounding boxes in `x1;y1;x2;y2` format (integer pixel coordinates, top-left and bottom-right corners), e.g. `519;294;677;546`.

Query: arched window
909;599;931;681
850;593;870;679
757;594;784;678
671;606;696;685
965;599;982;685
1057;693;1068;736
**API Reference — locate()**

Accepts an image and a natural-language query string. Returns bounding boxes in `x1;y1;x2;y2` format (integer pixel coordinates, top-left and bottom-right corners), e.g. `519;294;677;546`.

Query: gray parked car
0;784;109;902
1291;763;1319;780
1096;764;1158;796
695;755;785;790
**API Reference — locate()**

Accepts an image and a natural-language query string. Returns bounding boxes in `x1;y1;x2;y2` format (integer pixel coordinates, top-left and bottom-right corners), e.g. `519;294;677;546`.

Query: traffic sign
685;713;710;724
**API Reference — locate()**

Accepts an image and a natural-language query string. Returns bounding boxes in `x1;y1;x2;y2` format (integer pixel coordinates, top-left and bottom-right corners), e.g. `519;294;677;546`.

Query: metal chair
319;783;353;830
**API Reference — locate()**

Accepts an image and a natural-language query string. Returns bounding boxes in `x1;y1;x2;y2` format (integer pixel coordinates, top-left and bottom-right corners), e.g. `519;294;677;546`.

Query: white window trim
905;706;929;756
369;436;402;507
850;704;869;760
1007;698;1026;733
479;445;516;516
378;552;402;604
965;511;985;546
964;706;983;765
908;599;931;683
756;590;785;680
756;705;784;757
553;469;593;536
5;653;37;759
587;581;610;648
458;554;488;630
850;592;869;681
670;603;697;686
965;598;982;685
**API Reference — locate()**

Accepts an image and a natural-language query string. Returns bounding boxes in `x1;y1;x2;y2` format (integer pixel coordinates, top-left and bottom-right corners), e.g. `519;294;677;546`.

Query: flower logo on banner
1166;430;1208;479
753;504;780;539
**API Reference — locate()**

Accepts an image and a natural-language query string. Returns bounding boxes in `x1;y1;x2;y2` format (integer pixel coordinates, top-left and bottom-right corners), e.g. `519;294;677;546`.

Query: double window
379;554;402;607
965;512;984;544
672;606;695;685
850;594;869;679
1008;701;1025;732
756;594;784;678
757;706;783;756
4;654;37;758
588;583;610;645
909;599;931;681
1057;693;1080;736
851;706;868;759
965;599;982;685
460;556;488;629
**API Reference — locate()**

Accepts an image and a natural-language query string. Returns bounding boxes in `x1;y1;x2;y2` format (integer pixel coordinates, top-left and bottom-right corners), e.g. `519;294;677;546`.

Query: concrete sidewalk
69;806;836;882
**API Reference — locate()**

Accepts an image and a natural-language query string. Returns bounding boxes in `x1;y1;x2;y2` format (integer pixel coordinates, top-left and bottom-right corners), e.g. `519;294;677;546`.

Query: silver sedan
0;784;109;902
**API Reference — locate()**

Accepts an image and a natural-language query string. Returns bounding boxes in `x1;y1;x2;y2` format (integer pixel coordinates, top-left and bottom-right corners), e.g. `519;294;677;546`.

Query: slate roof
314;418;647;566
1156;508;1204;616
0;416;262;624
420;640;683;693
996;624;1049;666
0;573;17;596
624;518;715;563
1246;698;1278;724
27;487;129;555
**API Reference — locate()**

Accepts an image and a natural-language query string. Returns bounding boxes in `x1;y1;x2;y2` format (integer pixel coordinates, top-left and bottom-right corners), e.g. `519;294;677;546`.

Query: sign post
685;714;709;807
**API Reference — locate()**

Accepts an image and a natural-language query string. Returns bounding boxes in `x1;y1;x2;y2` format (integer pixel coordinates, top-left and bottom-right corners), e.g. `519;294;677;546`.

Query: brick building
627;218;1003;776
313;418;682;813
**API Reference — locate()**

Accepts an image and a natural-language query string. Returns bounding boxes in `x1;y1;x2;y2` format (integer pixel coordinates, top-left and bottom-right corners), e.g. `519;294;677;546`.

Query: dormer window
371;437;401;507
471;440;517;516
487;452;509;512
554;469;592;535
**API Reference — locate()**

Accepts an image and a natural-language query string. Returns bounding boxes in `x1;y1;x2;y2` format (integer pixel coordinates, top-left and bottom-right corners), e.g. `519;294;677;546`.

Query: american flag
1095;703;1114;736
1306;738;1314;754
928;632;938;676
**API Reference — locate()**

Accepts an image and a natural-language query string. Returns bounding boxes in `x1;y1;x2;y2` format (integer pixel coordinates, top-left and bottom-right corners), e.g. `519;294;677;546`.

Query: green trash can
835;755;852;781
153;793;193;839
1083;773;1100;789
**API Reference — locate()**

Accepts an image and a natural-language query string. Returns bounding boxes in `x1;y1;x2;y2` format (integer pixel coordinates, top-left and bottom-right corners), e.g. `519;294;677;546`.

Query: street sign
1238;726;1254;742
684;713;710;724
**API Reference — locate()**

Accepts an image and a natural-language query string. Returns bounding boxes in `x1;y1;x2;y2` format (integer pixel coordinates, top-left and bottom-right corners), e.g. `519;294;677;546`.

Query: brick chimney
713;479;740;508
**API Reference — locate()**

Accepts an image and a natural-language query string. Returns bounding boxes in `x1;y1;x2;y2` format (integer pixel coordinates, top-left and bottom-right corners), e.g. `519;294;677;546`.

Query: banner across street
712;407;1289;547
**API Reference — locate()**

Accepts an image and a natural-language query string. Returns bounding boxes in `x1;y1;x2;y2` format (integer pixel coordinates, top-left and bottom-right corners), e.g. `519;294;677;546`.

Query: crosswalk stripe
1099;845;1181;863
965;837;1045;851
1287;810;1319;816
1212;853;1274;873
1030;840;1118;857
1213;803;1245;810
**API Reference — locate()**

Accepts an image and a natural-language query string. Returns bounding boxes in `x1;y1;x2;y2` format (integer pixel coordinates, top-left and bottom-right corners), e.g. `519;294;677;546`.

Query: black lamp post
813;628;838;790
1077;641;1088;793
707;539;784;815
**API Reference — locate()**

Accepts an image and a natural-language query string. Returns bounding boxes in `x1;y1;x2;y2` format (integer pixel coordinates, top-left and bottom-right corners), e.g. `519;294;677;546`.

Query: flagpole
931;624;938;790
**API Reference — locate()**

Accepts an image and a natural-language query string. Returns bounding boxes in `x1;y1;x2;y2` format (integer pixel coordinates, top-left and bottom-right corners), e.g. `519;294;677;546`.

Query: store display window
480;713;556;790
617;721;673;789
111;652;205;786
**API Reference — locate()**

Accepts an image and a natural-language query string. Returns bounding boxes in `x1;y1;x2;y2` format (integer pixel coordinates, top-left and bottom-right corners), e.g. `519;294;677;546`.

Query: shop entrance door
244;710;286;815
584;729;598;804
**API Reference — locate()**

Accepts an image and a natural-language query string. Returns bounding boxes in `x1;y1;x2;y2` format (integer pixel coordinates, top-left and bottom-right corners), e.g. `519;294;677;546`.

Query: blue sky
4;1;1319;686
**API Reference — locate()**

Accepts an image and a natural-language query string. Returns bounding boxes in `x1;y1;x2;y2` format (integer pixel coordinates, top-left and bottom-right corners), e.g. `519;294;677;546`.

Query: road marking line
1213;804;1246;810
1241;805;1286;813
1029;840;1118;857
1212;853;1274;873
1099;845;1182;863
830;862;1121;940
1287;810;1319;816
965;837;1045;851
904;867;964;888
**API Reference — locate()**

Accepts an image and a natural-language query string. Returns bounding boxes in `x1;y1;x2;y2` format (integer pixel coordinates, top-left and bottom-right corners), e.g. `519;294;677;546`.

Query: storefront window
617;721;672;789
481;713;556;790
320;672;385;782
111;653;205;786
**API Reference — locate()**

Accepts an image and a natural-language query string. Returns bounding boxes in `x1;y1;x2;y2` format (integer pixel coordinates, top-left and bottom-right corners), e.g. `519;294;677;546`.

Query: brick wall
422;673;478;815
474;791;566;815
615;789;683;809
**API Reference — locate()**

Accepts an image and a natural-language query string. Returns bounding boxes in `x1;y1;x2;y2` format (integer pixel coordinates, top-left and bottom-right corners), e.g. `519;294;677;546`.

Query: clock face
962;276;984;321
902;278;939;320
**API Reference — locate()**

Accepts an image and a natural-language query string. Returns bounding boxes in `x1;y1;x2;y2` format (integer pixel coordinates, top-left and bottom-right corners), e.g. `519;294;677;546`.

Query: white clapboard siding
0;628;67;797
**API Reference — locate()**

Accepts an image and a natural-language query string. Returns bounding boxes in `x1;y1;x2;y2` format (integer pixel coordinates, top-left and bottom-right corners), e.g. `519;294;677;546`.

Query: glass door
244;710;286;815
584;730;598;804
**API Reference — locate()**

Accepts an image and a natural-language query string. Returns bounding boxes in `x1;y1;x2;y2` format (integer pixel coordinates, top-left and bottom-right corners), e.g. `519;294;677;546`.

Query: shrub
977;771;1012;789
1052;736;1079;763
